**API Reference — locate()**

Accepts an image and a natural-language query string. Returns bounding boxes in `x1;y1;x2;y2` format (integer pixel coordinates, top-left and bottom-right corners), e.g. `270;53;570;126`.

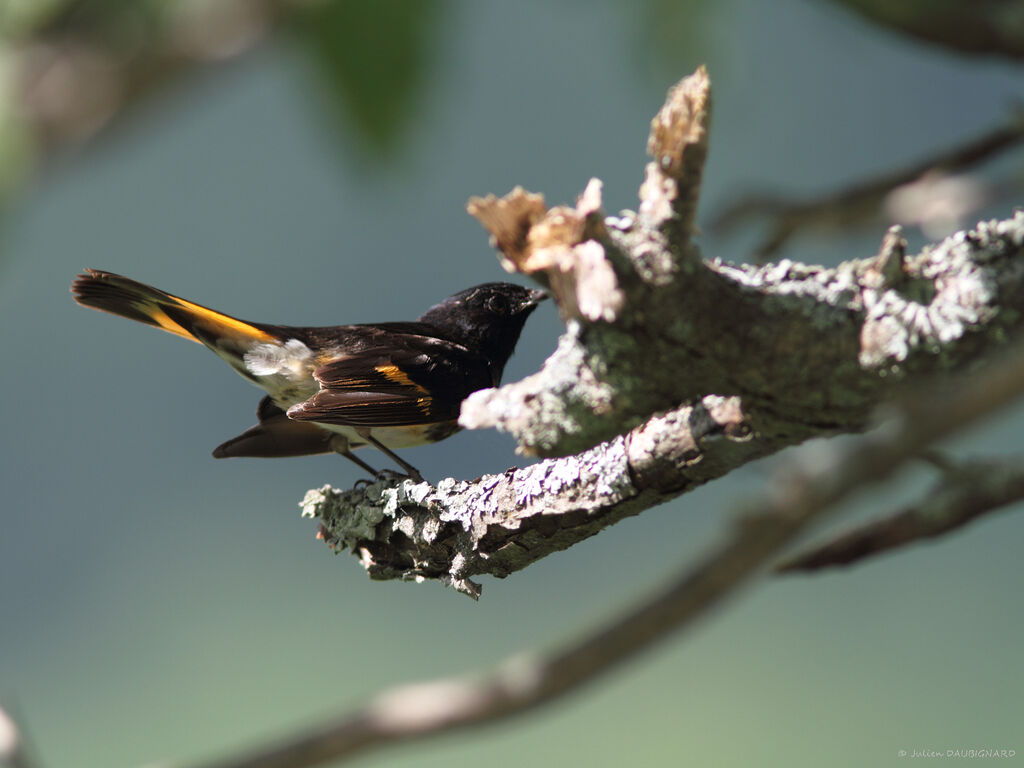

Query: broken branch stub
639;64;712;238
467;180;623;324
460;73;717;457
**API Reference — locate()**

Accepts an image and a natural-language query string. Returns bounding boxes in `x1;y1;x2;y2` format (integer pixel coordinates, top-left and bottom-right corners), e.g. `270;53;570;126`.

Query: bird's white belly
320;422;459;450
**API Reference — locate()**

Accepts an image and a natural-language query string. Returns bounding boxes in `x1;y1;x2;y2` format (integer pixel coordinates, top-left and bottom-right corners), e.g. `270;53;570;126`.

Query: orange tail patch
71;269;275;346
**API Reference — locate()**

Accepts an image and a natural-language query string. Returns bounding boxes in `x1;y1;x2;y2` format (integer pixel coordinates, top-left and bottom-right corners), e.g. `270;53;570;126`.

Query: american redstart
71;270;545;481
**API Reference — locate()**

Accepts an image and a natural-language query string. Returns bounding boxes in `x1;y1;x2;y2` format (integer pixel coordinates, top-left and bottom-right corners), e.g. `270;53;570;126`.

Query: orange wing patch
375;364;428;393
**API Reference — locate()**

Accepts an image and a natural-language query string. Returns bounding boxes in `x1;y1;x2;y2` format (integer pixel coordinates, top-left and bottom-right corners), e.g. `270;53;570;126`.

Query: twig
776;457;1024;572
825;0;1024;61
184;338;1024;768
638;65;711;246
709;117;1024;260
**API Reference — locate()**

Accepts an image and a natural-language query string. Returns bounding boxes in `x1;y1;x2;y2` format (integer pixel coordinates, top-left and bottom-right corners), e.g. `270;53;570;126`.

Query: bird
71;270;545;482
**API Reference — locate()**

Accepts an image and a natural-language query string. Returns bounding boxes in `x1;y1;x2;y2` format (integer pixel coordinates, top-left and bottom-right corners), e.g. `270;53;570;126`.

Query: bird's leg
357;431;425;483
331;434;387;481
335;448;381;478
328;435;381;478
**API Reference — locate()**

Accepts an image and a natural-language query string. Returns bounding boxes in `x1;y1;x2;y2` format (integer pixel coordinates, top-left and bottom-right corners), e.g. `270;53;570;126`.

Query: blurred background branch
709;116;1024;261
0;0;439;206
702;0;1024;263
777;456;1024;573
824;0;1024;61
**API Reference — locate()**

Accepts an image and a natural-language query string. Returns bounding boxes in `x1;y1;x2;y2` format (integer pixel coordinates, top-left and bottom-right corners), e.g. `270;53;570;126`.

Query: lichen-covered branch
462;207;1024;456
306;308;1024;597
305;395;757;598
776;457;1024;572
303;67;1024;595
459;70;1024;460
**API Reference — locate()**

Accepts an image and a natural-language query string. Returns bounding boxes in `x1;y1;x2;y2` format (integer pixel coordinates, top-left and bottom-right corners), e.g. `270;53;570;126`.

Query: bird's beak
526;288;548;306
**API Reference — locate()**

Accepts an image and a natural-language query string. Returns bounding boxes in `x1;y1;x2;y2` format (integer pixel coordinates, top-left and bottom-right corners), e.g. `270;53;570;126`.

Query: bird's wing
286;336;495;427
212;397;337;458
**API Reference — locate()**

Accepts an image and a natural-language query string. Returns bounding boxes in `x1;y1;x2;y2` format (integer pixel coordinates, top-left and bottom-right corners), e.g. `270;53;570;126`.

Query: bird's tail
71;269;276;348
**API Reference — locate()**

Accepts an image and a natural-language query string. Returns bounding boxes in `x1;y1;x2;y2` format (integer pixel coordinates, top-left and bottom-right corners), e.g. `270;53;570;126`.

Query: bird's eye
486;294;509;314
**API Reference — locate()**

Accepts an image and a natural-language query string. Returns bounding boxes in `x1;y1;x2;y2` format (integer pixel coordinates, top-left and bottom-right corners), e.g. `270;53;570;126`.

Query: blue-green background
2;2;1022;766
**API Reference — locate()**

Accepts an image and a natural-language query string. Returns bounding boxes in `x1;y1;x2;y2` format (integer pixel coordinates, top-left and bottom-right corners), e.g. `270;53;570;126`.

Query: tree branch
192;337;1024;768
824;0;1024;61
459;73;1024;458
305;395;757;598
776;457;1024;572
302;68;1024;596
709;116;1024;260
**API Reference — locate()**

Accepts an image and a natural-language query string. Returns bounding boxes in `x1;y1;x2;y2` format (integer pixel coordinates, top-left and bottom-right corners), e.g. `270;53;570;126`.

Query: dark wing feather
256;395;284;421
213;397;336;458
288;392;439;427
287;336;495;427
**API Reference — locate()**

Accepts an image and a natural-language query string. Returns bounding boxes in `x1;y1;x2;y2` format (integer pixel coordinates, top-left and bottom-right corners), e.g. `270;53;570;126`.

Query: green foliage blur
288;0;441;155
0;0;716;211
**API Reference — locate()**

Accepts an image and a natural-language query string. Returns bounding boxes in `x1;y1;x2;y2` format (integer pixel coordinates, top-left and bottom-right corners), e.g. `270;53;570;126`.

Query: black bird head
418;283;546;382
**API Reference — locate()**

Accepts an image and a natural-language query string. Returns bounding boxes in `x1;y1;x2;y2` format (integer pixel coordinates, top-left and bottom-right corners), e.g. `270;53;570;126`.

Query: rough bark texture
462;202;1024;458
304;395;756;598
303;211;1024;597
301;68;1024;597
